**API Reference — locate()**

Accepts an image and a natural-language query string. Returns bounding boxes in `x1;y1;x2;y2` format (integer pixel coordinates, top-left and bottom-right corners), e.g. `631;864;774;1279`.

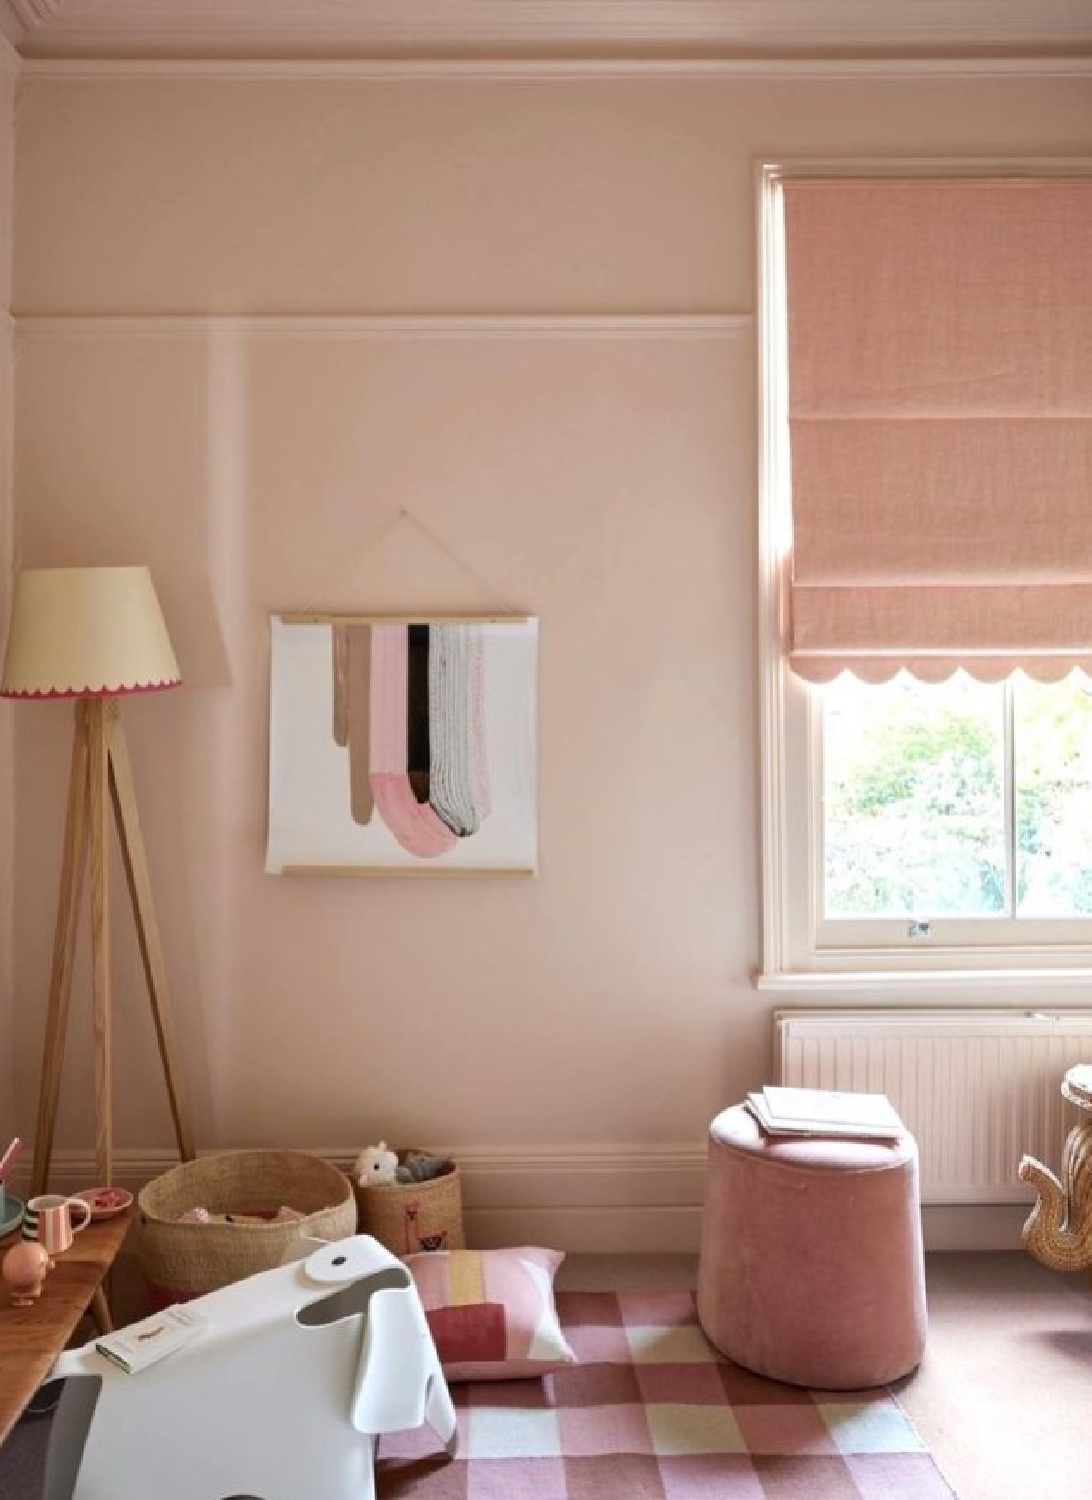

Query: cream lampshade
0;566;181;699
1;563;194;1197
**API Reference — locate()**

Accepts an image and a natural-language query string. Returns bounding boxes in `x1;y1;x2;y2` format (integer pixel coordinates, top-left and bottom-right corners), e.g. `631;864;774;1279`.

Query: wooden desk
0;1212;131;1447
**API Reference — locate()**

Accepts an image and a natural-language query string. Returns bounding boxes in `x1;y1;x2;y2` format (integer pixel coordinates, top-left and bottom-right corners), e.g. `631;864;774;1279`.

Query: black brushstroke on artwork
407;623;431;803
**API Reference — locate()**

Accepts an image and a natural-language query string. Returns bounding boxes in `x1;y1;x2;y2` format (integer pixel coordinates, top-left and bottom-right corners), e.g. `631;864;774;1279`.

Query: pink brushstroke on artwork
369;624;457;859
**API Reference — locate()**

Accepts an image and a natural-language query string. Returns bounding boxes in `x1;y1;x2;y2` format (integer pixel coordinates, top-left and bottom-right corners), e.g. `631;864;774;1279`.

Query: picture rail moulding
17;57;1092;80
13;313;752;341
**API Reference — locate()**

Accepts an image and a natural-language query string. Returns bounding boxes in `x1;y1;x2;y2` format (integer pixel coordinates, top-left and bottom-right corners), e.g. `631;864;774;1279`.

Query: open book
96;1303;210;1375
746;1086;904;1140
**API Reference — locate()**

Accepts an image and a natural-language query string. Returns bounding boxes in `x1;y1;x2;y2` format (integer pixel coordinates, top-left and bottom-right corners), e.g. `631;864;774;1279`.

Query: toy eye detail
332;1255;346;1266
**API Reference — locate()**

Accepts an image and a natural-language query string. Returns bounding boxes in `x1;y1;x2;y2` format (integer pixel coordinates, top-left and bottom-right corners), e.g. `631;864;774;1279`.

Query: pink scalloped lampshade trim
1;678;182;699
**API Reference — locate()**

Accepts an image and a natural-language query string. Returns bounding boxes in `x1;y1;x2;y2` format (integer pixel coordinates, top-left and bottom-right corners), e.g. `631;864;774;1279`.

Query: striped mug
22;1193;91;1254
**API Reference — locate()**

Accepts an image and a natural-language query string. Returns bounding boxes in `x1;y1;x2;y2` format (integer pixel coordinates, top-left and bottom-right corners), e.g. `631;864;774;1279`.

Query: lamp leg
106;704;196;1164
30;702;92;1197
87;700;113;1190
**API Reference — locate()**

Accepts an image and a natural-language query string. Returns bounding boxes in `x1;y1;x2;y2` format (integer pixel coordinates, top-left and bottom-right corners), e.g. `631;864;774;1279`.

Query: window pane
1014;674;1092;916
823;673;1006;918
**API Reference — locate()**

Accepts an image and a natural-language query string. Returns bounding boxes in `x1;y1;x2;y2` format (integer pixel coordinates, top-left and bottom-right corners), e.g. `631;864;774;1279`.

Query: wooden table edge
0;1211;133;1447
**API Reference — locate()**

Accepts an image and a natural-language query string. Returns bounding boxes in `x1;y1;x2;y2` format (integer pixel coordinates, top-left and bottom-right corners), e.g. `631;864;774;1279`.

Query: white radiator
773;1009;1092;1205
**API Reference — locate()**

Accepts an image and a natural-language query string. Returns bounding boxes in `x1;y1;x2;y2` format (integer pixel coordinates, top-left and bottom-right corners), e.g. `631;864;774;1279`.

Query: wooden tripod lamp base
31;698;195;1194
1;566;195;1197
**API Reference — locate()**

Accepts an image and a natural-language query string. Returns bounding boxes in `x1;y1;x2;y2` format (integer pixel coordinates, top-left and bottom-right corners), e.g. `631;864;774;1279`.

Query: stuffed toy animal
395;1151;450;1184
353;1142;399;1187
352;1144;452;1188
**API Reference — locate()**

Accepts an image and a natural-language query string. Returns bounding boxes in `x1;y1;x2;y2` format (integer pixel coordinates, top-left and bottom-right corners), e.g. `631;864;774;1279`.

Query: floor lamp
1;566;196;1195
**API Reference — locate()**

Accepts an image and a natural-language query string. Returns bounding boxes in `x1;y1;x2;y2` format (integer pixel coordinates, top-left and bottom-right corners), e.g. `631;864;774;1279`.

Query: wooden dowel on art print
281;864;534;877
281;612;528;626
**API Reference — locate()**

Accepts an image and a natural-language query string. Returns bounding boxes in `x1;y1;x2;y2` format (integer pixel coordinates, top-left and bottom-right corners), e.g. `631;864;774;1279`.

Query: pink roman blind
783;175;1092;682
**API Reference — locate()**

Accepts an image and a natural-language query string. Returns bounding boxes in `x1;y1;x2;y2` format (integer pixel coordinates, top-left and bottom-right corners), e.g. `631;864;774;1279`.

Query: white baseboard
8;1144;1032;1254
919;1204;1031;1252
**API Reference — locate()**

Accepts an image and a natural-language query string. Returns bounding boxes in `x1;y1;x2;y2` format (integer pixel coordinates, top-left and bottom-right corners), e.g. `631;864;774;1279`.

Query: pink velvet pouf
696;1104;927;1390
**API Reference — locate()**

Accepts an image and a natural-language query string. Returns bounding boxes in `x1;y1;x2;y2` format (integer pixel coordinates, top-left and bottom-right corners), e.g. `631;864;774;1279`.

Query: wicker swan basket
353;1149;465;1256
137;1149;356;1304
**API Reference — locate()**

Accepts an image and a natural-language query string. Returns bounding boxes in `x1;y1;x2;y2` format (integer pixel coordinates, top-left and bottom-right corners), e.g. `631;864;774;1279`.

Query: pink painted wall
8;73;1092;1215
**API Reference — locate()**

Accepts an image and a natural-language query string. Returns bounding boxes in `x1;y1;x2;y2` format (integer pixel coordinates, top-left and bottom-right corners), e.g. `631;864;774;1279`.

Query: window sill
756;967;1092;997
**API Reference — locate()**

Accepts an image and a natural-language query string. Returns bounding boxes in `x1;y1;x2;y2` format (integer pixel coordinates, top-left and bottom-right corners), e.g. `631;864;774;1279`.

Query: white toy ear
302;1235;399;1285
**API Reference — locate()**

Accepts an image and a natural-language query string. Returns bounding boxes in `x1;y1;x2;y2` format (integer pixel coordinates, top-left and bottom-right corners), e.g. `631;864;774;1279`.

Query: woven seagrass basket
353;1149;465;1256
137;1149;356;1304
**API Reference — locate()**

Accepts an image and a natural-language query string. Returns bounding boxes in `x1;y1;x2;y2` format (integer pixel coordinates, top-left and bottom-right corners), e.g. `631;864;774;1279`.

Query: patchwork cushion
404;1246;577;1381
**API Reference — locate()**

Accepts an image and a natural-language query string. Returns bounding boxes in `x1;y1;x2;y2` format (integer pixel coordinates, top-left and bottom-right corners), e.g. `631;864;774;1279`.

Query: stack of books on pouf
744;1084;904;1140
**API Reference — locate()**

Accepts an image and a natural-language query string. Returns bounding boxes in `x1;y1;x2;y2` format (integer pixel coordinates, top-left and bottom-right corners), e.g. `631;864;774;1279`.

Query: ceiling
1;0;1090;63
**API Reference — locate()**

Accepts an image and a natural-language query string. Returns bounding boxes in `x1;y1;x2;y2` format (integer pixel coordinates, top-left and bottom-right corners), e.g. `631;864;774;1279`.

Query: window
758;164;1092;979
823;671;1092;933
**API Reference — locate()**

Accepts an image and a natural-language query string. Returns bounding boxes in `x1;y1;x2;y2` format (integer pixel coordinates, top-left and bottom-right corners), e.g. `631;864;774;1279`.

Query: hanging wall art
266;614;538;874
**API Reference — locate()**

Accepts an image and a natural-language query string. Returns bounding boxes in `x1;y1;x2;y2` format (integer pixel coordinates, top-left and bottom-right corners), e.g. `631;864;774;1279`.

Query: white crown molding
19;53;1092;80
8;1;1092;62
15;312;753;340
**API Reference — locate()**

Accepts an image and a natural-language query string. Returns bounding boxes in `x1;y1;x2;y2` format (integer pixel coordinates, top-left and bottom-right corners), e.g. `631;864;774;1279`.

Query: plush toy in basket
353;1143;450;1186
352;1142;465;1255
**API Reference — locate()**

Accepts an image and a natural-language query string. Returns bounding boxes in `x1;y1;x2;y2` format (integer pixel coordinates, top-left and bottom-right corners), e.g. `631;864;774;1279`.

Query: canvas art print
266;614;538;874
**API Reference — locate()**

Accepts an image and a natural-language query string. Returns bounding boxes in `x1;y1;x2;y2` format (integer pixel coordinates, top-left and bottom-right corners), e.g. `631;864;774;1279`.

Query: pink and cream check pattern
376;1288;956;1499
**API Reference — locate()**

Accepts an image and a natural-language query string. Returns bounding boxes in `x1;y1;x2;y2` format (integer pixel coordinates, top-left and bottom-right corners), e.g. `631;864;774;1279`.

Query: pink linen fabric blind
783;176;1092;682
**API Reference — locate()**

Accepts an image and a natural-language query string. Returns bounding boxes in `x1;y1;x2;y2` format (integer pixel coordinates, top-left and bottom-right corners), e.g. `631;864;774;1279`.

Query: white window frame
756;158;1092;992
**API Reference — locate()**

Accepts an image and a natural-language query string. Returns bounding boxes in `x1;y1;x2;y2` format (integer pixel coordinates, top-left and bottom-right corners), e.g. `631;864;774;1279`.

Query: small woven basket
353;1149;465;1255
137;1149;356;1304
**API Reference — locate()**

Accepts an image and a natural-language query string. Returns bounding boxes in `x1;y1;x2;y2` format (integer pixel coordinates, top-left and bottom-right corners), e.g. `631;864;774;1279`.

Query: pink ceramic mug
22;1193;91;1254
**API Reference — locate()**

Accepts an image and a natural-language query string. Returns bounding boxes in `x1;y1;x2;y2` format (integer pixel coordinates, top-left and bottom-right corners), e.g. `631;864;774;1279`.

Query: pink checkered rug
376;1288;958;1499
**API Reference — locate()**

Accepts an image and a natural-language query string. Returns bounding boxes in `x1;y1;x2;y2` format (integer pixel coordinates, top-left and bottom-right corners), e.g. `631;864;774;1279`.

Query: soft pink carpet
376;1289;957;1498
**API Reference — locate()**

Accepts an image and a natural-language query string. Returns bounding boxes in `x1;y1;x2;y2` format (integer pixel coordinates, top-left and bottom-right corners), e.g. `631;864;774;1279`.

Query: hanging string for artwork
294;505;524;620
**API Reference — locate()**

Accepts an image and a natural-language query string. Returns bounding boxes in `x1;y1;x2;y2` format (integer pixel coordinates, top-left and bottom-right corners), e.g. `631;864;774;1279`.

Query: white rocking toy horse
42;1234;457;1500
